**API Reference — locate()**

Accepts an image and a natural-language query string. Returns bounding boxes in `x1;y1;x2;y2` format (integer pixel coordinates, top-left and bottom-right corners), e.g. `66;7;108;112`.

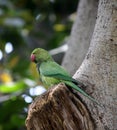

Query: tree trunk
62;0;98;75
74;0;117;129
26;0;117;130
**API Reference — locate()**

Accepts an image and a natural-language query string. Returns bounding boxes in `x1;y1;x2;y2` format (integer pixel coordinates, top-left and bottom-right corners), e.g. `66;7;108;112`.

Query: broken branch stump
26;83;94;130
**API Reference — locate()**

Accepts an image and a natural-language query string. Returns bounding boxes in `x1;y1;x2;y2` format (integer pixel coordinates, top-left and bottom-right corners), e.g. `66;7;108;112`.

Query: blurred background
0;0;78;129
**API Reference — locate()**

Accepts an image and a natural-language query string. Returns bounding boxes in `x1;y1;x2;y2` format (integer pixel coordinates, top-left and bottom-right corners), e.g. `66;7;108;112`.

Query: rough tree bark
26;0;117;130
62;0;98;75
74;0;117;129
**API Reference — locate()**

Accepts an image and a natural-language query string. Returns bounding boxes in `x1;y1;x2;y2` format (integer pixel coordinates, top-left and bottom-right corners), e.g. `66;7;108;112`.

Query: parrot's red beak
31;54;35;62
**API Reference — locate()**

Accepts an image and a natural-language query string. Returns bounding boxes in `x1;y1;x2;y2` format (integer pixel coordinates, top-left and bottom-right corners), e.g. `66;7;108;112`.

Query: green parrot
30;48;98;104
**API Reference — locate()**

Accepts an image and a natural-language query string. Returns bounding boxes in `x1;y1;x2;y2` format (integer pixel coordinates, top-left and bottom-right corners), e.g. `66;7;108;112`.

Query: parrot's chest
40;75;60;86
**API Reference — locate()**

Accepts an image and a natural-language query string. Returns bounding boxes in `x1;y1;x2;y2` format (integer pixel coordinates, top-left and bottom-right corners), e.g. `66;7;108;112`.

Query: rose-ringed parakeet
31;48;98;104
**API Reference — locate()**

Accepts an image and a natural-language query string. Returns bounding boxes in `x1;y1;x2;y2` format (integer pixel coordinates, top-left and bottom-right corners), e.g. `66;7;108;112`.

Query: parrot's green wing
39;61;78;84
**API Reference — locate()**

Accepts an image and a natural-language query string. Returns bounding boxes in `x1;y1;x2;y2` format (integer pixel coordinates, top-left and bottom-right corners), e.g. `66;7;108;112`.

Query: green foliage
0;80;27;93
0;97;27;130
0;0;78;129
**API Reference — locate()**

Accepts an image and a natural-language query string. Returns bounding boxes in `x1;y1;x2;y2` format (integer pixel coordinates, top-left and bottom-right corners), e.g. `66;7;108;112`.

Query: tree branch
26;83;94;130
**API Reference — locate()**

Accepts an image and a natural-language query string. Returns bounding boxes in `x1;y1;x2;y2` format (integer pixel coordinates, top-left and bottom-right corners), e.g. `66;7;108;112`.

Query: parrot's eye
31;54;36;62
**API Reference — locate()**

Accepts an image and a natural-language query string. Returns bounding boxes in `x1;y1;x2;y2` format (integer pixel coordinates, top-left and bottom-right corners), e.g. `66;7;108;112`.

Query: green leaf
0;80;27;93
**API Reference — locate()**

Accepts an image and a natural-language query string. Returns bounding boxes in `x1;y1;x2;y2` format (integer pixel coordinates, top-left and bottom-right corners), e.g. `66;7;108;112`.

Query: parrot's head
31;48;53;63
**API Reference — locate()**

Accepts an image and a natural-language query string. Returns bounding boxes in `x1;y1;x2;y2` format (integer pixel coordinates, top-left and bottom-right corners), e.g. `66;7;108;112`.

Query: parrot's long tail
64;81;99;105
